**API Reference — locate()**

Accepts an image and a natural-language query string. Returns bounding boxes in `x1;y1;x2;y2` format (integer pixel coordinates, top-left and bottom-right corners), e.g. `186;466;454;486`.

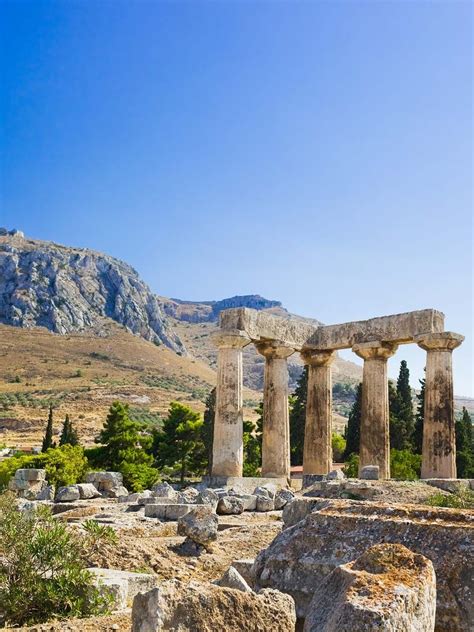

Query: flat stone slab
425;478;472;493
88;568;157;609
202;476;289;493
144;503;192;520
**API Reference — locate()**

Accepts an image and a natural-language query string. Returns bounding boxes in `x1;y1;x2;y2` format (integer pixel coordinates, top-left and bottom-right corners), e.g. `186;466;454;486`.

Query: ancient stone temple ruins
211;307;464;481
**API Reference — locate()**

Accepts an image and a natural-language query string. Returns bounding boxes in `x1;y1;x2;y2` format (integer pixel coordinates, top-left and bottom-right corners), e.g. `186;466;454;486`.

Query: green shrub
0;453;35;492
0;493;112;626
343;453;359;477
332;433;346;462
426;487;474;509
390;449;421;480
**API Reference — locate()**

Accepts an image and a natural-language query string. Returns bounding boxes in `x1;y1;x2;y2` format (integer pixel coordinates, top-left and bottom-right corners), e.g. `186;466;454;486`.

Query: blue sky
1;1;472;395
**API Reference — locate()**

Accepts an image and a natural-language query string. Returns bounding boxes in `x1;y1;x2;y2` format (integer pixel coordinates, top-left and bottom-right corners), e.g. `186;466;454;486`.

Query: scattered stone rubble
303;543;436;632
254;498;474;631
131;580;297;632
8;468;47;499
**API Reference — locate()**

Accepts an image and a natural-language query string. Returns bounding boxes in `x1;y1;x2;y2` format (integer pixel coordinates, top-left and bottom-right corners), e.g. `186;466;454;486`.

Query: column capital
300;349;336;367
352;340;398;361
255;340;294;360
212;330;251;350
415;331;464;352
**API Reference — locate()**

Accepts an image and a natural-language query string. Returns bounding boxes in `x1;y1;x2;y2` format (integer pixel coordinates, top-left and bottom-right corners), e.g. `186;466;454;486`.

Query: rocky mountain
0;232;184;353
160;295;285;323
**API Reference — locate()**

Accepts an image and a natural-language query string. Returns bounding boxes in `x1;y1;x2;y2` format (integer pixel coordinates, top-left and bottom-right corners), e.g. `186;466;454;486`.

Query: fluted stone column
301;350;336;475
353;341;398;479
211;331;250;477
256;341;294;478
415;332;464;479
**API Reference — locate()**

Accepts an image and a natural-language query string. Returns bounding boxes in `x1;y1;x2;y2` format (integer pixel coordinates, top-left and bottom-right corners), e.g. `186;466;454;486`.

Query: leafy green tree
0;494;111;626
35;445;89;488
97;402;158;491
243;419;262;476
332;433;346;462
41;405;55;452
456;407;474;478
289;366;308;465
202;388;216;475
153;402;205;483
343;383;362;458
413;377;425;454
59;414;79;447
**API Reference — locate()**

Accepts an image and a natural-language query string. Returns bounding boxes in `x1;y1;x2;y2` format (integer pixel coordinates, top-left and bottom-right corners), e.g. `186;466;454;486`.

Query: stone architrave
415;332;464;479
352;341;398;479
301;350;336;476
256;341;294;478
211;331;250;477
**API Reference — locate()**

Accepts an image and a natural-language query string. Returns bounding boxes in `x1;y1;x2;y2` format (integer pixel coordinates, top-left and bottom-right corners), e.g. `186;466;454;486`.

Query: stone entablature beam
211;330;251;478
255;341;294;479
301;350;336;476
220;307;445;351
415;332;464;479
353;341;398;479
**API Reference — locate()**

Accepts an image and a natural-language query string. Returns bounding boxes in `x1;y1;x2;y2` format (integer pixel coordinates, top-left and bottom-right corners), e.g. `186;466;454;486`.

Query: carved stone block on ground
145;503;192;520
303;543;436;632
177;505;218;548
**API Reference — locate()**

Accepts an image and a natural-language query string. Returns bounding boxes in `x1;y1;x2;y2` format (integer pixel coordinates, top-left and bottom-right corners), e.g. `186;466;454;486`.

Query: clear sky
1;1;472;396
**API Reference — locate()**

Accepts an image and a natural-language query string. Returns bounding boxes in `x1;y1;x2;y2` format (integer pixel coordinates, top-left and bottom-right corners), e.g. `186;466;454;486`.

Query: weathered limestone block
107;485;129;498
301;350;335;476
232;558;256;588
254;499;474;631
131;580;296;632
36;484;55;501
217;496;244;515
177;505;218;548
145;503;191;520
215;566;252;592
303;543;436;632
9;468;47;499
256;495;275;512
360;465;380;480
77;483;101;499
220;307;444;351
55;485;80;502
89;568;157;609
228;490;257;511
416;332;464;479
353;341;398;479
256;341;293;478
177;487;200;504
85;471;125;496
274;488;295;510
211;331;250;477
152;481;177;499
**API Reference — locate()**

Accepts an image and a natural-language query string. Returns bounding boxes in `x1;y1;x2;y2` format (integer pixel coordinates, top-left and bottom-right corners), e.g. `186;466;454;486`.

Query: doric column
211;331;250;477
415;332;464;479
255;341;294;478
352;341;398;479
301;349;336;475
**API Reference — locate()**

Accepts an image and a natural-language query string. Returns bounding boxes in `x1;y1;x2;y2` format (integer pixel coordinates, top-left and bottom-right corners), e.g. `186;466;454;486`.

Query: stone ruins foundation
211;307;464;481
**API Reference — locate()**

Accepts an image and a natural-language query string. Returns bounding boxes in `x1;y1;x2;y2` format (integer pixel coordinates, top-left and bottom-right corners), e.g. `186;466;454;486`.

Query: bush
390;449;421;480
426;487;474;509
343;453;359;477
0;493;112;626
0;453;34;492
332;433;346;462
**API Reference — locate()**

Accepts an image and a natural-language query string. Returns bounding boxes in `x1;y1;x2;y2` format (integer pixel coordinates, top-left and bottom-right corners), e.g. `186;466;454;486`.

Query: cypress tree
389;361;414;450
413;377;425;454
456;407;474;478
343;382;362;459
41;405;55;452
59;414;79;446
289;366;308;465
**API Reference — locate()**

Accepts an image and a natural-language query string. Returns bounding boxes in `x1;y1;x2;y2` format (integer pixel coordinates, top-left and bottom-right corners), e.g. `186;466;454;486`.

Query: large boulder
55;485;80;502
177;505;218;548
217;496;244;515
77;483;101;499
304;543;436;632
152;481;177;499
9;468;47;499
85;471;124;497
254;499;474;632
274;489;295;510
197;488;219;511
131;580;296;632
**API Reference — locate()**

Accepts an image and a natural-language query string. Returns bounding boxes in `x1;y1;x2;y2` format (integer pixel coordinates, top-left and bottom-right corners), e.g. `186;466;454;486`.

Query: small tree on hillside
153;402;205;483
97;402;157;491
343;383;362;459
59;414;79;447
289;366;308;465
41;406;55;452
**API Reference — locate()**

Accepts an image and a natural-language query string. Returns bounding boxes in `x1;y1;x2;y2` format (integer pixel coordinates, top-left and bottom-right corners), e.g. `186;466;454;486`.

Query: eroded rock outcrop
131;580;296;632
254;499;474;631
304;543;436;632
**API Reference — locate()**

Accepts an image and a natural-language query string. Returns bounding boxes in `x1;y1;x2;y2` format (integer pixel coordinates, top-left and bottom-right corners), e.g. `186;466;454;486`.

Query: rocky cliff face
0;234;185;353
160;295;284;323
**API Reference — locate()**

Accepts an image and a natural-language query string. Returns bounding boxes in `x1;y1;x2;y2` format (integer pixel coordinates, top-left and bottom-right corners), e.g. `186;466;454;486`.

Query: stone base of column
201;476;290;492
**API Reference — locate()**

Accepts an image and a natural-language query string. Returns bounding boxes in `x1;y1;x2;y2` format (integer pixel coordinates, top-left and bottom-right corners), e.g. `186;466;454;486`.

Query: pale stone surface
229;491;257;511
256;341;293;478
201;476;288;492
425;478;471;493
216;566;252;592
55;485;80;502
89;567;157;609
177;505;218;548
36;484;55;500
131;580;297;632
303;543;436;632
176;487;200;504
211;331;250;477
107;485;129;498
254;498;474;631
327;469;346;480
232;558;256;588
416;332;464;479
353;341;398;479
145;503;191;520
220;307;444;350
197;488;219;510
217;496;244;515
301;350;335;476
152;481;177;498
9;468;47;499
360;465;380;480
274;488;295;509
77;483;101;499
256;495;275;512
